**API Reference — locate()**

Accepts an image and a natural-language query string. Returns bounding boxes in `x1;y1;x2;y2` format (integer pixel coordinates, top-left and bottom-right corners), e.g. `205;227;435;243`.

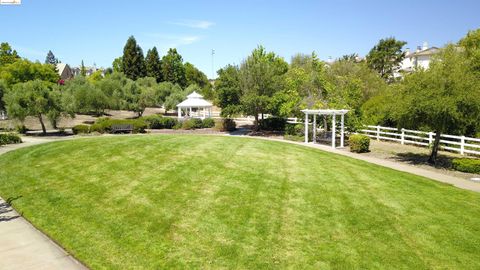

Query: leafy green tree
0;42;20;67
135;77;163;116
4;80;64;134
185;62;209;88
88;70;104;83
215;64;242;117
367;37;406;81
0;79;6;112
112;57;123;73
62;76;109;116
45;50;58;65
145;47;162;82
459;28;480;73
0;59;59;85
121;36;146;80
239;46;288;130
161;48;186;87
338;53;359;62
394;45;480;164
157;81;181;107
80;60;87;76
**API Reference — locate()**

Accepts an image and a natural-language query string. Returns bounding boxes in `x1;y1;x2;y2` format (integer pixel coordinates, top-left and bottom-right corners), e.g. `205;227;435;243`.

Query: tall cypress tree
122;36;146;80
161;48;186;87
145;47;163;82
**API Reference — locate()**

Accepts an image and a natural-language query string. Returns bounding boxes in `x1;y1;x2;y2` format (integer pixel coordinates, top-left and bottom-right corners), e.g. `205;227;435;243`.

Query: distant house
396;42;440;77
72;63;105;77
56;63;74;80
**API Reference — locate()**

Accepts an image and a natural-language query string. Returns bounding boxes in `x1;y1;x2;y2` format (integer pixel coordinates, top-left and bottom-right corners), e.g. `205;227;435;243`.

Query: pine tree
145;47;163;82
45;50;58;65
161;48;186;87
121;36;146;80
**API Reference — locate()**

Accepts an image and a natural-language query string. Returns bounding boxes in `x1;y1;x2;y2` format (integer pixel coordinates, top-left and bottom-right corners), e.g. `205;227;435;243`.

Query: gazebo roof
301;109;349;115
177;91;213;108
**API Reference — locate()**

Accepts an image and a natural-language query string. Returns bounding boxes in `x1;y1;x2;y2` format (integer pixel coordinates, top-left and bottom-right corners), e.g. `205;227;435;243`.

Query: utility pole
211;49;215;80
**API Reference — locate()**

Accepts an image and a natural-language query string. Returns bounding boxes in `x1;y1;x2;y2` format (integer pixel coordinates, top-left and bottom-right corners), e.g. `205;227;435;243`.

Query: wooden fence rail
360;125;480;156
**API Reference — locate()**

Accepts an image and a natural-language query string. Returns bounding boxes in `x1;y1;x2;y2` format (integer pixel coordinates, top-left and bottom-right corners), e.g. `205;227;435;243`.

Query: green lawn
1;135;480;269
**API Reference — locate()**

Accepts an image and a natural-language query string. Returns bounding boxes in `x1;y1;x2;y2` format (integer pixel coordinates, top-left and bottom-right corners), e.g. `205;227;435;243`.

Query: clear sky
1;0;479;78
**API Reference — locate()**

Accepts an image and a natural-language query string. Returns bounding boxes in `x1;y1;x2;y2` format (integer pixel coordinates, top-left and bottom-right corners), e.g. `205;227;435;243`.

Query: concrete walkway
0;136;87;270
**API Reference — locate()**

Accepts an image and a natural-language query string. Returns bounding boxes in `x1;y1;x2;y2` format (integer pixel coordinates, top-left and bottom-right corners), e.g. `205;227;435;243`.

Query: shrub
16;125;28;134
259;117;287;131
215;118;236;132
0;133;22;145
452;158;480;174
72;125;90;134
181;118;203;130
142;115;179;129
349;134;370;153
285;123;304;136
202;118;215;128
90;118;147;134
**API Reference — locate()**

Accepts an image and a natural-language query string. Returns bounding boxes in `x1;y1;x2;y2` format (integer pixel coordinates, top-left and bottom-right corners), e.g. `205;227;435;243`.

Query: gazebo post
313;114;316;144
178;108;181;118
332;113;336;148
203;107;206;119
304;112;309;143
340;114;345;148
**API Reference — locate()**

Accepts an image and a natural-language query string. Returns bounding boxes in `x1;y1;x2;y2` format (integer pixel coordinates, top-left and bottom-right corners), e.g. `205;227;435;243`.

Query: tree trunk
254;114;259;131
38;114;46;135
428;131;442;165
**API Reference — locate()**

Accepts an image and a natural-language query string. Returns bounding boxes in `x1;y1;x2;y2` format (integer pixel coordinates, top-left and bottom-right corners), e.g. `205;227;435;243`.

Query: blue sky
1;0;479;78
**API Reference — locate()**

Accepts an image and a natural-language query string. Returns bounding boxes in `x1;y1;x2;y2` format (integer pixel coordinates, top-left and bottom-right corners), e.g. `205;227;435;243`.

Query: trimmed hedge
285;123;304;136
72;125;90;134
182;118;203;130
452;158;480;174
215;118;236;132
259;117;287;131
202;118;215;128
349;134;370;153
90;118;147;134
0;133;22;145
142;115;178;129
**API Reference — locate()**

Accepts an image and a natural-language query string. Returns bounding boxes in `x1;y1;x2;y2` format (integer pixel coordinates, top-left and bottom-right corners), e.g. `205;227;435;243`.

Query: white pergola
301;109;349;148
177;91;213;119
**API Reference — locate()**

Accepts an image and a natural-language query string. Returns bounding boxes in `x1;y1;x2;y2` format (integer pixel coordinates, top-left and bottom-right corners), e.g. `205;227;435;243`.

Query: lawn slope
0;135;479;269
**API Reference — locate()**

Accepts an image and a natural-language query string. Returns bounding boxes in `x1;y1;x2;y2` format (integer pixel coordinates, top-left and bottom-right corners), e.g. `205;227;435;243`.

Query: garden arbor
301;109;349;148
177;91;213;119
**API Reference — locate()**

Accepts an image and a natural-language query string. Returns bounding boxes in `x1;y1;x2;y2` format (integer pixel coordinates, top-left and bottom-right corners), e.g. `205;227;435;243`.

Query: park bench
111;124;133;134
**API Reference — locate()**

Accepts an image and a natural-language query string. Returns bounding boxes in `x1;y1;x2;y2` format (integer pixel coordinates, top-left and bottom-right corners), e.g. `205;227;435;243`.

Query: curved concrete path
0;136;87;270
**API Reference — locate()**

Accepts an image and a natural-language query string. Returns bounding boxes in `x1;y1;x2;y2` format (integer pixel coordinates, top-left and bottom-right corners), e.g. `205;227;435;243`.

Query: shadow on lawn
0;196;22;222
391;152;453;169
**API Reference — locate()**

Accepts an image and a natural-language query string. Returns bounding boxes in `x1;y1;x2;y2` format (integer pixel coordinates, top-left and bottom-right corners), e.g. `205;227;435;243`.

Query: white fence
360;125;480;156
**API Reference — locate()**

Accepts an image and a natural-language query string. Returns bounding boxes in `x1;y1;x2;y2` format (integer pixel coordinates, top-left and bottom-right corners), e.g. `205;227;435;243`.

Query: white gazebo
301;109;349;148
177;91;213;119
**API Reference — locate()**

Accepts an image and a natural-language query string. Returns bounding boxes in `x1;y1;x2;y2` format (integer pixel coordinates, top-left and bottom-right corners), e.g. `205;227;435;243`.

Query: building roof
56;63;68;75
407;47;440;58
177;91;213;108
301;109;349;115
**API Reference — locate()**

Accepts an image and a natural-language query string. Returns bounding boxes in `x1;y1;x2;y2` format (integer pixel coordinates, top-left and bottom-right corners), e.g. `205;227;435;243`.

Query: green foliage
164;86;187;111
87;70;104;83
202;118;215;128
4;80;63;134
45;50;58;65
0;59;59;85
181;118;203;130
349;134;370;153
215;118;236;131
145;47;162;82
259;117;287;131
0;79;6;111
16;124;27;134
141;115;178;129
121;36;146;80
72;125;90;134
285;123;304;136
215;65;242;117
394;45;480;163
62;76;109;115
451;158;480;174
161;48;186;87
0;133;22;145
112;57;123;73
185;62;212;98
90;118;147;133
0;42;20;67
366;37;406;81
80;60;86;76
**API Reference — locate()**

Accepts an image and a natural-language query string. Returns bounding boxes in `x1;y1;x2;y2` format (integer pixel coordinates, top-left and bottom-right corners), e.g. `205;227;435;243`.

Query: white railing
360;125;480;156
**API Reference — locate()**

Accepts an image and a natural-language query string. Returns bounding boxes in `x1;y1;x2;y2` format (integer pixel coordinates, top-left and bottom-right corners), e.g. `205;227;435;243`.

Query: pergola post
313;114;316;144
332;113;336;148
340;114;345;148
304;112;309;143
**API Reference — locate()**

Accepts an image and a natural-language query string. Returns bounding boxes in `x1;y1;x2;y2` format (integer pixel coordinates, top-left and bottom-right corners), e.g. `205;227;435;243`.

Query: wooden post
313;114;316;144
340;114;344;147
461;136;465;155
376;126;380;141
428;132;433;145
401;128;405;145
304;113;308;143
